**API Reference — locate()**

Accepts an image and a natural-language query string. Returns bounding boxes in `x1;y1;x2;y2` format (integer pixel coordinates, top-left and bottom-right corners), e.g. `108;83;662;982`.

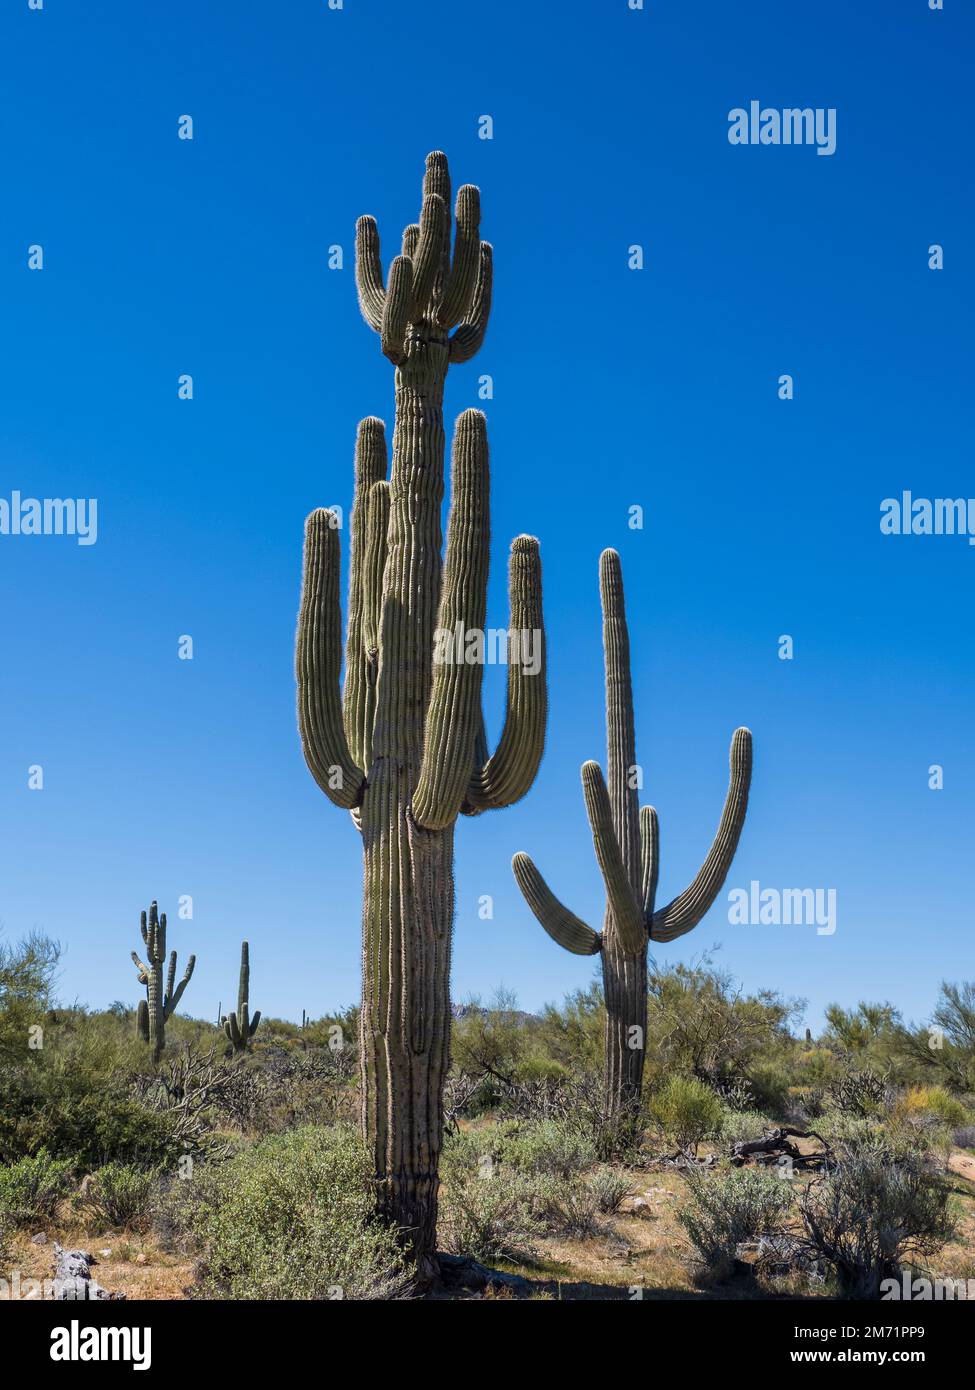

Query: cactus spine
296;151;546;1279
223;940;261;1052
130;901;196;1063
513;550;751;1129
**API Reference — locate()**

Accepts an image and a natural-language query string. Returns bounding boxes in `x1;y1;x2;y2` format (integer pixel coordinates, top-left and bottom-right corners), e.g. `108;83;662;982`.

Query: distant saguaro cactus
296;151;546;1279
131;901;196;1063
513;551;751;1130
223;940;261;1052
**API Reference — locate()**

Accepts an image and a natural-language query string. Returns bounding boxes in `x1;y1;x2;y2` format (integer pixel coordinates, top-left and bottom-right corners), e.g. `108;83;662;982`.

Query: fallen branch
731;1126;830;1168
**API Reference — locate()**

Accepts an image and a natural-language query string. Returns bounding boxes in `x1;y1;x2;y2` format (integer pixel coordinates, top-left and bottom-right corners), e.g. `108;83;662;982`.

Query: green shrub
532;1174;601;1238
678;1167;793;1284
650;1076;724;1155
501;1120;596;1180
438;1168;543;1264
745;1061;792;1117
719;1109;776;1148
587;1166;632;1214
892;1086;969;1131
74;1163;160;1233
193;1125;406;1300
0;1149;74;1228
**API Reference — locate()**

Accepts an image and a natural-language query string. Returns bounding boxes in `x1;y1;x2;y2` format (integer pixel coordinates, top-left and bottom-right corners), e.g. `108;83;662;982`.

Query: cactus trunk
602;947;648;1124
360;353;450;1273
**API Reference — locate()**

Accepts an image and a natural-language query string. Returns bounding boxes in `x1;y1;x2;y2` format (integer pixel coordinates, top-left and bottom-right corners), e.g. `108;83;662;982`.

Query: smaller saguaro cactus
512;550;752;1127
222;941;261;1053
131;901;196;1063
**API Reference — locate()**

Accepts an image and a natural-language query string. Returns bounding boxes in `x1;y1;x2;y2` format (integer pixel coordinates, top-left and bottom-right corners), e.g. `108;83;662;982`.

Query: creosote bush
0;1149;74;1228
649;1075;725;1156
74;1162;160;1233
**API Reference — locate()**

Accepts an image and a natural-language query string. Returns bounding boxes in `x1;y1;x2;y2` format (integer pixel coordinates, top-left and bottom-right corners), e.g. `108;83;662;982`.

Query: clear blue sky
1;0;971;1032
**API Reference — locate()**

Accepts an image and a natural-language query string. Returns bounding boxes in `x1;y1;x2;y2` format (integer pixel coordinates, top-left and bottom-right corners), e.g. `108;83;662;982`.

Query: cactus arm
448;242;493;363
581;761;647;955
422;150;451;267
343;419;388;771
401;223;420;259
600;550;640;896
136;999;149;1043
131;950;149;986
439;185;481;329
248;1009;262;1038
237;941;249;1016
412;410;490;832
165;954;195;1018
296;509;366;809
140;909;149;948
355;216;386;332
463;536;546;813
381;256;413;365
362;482;390;658
640;804;660;918
511;852;601;956
165;950;177;1010
410;194;448;318
650;727;753;944
224;1013;241;1048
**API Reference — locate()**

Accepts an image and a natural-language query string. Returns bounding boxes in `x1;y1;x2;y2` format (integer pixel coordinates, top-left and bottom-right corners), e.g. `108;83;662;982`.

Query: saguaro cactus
131;901;195;1063
296;151;546;1278
513;550;751;1130
223;940;261;1052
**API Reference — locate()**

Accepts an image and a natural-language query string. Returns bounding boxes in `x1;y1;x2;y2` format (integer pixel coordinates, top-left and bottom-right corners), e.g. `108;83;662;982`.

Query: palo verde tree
513;550;750;1132
131;900;195;1064
296;151;547;1279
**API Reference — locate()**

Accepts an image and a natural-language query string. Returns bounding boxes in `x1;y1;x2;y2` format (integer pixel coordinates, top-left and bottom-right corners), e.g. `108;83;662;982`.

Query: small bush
501;1120;596;1180
800;1148;956;1299
678;1167;793;1284
719;1109;776;1148
953;1125;975;1150
892;1086;969;1131
0;1149;74;1228
532;1174;602;1238
438;1169;542;1264
650;1076;724;1155
745;1061;792;1118
587;1166;632;1215
193;1125;407;1300
75;1163;160;1233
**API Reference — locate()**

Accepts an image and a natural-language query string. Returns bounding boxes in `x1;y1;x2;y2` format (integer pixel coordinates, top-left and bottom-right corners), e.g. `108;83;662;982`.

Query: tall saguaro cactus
131;901;196;1064
296;151;546;1278
223;940;261;1052
513;550;751;1130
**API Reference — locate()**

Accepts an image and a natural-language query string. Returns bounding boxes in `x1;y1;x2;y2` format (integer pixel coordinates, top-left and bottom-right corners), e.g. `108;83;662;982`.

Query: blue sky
1;0;971;1032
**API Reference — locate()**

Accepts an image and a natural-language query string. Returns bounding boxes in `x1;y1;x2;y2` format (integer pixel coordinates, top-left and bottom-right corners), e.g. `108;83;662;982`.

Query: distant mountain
450;1002;539;1026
